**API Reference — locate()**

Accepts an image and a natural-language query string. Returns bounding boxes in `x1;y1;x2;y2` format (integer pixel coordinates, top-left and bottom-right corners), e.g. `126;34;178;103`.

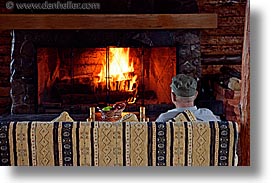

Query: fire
98;47;138;93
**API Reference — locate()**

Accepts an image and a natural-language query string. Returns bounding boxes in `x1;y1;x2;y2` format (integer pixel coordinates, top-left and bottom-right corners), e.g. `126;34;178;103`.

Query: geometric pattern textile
51;111;74;122
170;110;197;122
0;121;238;166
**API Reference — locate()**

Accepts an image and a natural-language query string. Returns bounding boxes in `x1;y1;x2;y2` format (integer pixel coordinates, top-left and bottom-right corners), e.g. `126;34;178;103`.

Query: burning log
94;47;138;96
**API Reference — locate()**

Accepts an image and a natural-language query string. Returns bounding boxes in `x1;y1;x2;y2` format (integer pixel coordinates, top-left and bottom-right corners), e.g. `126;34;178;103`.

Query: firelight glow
98;47;137;92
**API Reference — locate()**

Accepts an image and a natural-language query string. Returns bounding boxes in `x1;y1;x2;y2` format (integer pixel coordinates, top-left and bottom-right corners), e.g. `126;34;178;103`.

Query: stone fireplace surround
10;29;201;114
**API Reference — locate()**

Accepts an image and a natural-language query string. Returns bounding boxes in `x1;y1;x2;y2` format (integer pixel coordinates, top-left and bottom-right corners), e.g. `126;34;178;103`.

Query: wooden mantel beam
0;14;217;29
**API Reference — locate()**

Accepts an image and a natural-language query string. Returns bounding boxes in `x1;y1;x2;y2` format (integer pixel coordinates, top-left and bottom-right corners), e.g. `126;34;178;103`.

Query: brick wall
1;0;10;114
197;0;246;75
0;30;11;115
0;0;13;115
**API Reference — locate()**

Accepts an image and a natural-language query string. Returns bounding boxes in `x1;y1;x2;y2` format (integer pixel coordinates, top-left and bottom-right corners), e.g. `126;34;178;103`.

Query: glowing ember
97;47;138;102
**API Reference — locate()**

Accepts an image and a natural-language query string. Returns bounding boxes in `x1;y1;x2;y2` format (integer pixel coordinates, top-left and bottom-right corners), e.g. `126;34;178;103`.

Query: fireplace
10;30;201;118
37;47;176;110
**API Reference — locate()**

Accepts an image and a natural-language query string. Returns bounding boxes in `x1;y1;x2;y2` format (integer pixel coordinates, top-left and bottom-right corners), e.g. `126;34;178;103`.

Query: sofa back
0;121;238;166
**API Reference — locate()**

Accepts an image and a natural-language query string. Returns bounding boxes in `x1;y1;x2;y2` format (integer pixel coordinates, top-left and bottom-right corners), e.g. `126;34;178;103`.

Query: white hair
175;95;195;102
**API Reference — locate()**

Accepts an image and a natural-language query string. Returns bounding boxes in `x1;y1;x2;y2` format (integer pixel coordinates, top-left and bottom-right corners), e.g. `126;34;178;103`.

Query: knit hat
170;74;197;97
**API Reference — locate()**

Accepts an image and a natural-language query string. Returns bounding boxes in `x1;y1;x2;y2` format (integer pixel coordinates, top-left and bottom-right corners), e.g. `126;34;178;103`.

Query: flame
98;47;138;93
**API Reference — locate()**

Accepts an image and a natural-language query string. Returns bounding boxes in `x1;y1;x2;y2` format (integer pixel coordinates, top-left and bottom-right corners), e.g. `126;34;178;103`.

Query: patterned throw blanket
0;121;238;166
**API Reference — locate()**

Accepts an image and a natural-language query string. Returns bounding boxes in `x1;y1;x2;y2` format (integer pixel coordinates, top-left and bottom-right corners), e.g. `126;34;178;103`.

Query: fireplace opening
37;47;176;114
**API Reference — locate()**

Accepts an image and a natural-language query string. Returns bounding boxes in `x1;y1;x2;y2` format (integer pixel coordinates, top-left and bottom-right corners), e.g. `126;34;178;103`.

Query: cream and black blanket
0;121;238;166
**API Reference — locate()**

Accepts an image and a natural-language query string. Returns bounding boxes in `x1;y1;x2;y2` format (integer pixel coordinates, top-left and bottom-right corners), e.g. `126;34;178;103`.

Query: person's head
170;74;198;108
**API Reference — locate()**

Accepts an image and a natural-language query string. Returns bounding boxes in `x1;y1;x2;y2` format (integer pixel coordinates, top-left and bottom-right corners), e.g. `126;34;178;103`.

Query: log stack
214;82;241;124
